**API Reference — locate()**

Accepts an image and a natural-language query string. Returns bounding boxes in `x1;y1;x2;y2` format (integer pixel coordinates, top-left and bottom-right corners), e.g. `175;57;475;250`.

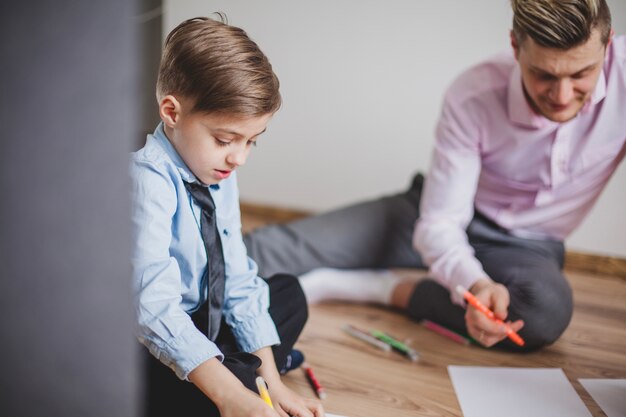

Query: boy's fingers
275;407;289;417
309;400;325;417
284;403;313;417
301;398;324;417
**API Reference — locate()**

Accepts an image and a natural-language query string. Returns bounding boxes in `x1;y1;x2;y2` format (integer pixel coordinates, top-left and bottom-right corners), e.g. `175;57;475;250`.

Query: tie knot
184;181;215;213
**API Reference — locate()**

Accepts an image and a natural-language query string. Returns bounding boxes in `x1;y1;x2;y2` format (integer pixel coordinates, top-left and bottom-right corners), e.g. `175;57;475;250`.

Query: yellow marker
255;376;274;409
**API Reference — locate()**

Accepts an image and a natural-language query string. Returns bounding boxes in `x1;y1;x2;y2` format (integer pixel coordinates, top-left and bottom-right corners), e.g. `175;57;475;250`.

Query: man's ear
159;95;182;128
607;28;615;49
510;30;520;60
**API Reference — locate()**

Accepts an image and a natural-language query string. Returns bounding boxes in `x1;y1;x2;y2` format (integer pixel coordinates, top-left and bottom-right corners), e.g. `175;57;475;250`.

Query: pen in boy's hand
255;376;274;409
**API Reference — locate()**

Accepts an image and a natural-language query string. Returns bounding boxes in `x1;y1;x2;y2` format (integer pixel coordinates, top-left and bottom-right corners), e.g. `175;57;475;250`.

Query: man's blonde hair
511;0;612;48
157;15;281;116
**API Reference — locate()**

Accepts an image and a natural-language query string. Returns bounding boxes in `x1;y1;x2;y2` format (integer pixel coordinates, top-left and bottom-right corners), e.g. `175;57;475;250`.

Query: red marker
303;362;326;399
422;319;471;346
455;285;525;346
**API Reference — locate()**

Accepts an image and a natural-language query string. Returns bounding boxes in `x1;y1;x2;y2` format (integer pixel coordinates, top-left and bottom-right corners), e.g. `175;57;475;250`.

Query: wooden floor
242;209;626;417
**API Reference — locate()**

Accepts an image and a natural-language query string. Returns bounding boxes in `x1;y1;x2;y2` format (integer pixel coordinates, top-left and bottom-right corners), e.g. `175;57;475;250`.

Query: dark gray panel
0;1;142;416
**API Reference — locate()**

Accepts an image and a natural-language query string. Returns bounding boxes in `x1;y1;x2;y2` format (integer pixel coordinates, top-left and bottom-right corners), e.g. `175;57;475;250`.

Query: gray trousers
244;174;573;351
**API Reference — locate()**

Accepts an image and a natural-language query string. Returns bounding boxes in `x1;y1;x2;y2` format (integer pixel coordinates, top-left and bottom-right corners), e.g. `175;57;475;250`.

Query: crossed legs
244;175;573;351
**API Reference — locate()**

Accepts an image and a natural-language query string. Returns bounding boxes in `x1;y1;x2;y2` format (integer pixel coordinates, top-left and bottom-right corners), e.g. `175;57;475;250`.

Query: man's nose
550;78;574;105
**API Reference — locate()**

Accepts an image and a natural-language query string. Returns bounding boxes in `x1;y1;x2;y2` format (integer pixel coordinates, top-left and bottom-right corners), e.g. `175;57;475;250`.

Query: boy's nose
227;146;248;167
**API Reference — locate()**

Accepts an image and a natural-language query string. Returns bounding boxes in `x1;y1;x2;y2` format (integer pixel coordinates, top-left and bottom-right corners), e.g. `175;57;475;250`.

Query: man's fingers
468;307;506;335
490;285;510;320
508;319;525;332
469;325;503;347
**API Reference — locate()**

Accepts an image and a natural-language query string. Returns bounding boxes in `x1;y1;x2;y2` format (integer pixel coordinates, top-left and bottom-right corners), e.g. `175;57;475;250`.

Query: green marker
371;330;419;362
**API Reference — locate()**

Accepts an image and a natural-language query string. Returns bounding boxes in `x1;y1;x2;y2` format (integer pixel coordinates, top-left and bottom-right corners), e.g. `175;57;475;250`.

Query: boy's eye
247;140;257;147
215;138;230;147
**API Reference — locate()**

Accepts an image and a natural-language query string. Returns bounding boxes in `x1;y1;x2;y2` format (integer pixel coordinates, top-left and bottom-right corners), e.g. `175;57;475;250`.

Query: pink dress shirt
414;36;626;305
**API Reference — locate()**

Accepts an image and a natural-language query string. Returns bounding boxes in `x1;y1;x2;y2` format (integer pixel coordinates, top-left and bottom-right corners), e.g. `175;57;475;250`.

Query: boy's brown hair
157;15;281;116
511;0;612;49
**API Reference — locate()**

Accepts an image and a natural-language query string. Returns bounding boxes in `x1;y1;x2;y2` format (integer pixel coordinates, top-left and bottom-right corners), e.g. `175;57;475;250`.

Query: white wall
164;0;626;258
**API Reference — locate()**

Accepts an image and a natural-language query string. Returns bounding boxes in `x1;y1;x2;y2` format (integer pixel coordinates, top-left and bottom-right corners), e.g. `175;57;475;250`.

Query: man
244;0;626;351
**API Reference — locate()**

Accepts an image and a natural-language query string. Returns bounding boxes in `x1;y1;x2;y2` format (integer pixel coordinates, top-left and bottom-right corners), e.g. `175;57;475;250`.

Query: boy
131;16;324;417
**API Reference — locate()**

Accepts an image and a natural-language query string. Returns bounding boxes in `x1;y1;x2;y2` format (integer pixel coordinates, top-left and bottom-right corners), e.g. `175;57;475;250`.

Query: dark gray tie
184;181;225;341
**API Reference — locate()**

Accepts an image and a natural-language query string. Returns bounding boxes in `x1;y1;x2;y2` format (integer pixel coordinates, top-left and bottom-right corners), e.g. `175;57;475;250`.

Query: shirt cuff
144;323;224;381
432;256;488;306
229;312;281;353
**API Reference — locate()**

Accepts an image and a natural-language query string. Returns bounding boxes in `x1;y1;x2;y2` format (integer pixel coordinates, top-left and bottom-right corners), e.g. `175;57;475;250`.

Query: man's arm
413;87;488;299
413;88;522;346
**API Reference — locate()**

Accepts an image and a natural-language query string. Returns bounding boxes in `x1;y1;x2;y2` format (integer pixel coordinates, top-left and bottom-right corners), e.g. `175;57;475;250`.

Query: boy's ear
159;95;182;127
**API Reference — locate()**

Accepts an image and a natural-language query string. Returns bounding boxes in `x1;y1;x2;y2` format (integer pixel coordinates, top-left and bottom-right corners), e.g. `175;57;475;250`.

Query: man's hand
465;279;524;347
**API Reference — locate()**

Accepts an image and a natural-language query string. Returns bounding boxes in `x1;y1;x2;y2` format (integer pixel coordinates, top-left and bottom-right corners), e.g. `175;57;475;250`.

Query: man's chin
545;113;576;123
540;106;580;123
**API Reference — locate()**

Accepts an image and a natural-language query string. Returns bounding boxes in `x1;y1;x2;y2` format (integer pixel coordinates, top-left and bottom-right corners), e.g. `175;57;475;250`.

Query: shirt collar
581;68;606;111
152;122;220;189
507;64;607;128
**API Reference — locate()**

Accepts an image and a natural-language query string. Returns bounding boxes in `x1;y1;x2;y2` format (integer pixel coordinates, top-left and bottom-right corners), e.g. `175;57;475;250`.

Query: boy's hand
217;388;281;417
254;347;324;417
465;279;524;347
268;379;325;417
189;357;280;417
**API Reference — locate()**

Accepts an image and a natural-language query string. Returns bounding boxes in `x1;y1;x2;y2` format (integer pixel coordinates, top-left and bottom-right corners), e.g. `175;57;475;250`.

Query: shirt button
223;229;229;236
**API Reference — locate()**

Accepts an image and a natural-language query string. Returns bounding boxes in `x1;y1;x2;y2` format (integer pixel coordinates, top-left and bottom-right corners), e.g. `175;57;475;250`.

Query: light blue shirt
131;123;280;380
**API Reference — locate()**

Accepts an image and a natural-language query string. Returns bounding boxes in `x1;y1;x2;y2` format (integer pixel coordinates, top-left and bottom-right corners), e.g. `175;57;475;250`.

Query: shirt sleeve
218;176;281;353
413;87;490;305
131;160;223;381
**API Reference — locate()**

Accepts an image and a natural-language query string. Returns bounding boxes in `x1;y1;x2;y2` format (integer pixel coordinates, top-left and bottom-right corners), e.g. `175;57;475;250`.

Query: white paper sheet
448;366;591;417
579;379;626;417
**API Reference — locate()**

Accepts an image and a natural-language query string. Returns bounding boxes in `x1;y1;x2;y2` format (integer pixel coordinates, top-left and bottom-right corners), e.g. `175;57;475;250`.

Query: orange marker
455;285;525;346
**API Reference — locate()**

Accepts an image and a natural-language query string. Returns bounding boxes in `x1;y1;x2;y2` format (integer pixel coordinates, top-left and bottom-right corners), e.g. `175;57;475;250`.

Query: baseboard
564;251;626;279
240;202;626;279
240;202;311;223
